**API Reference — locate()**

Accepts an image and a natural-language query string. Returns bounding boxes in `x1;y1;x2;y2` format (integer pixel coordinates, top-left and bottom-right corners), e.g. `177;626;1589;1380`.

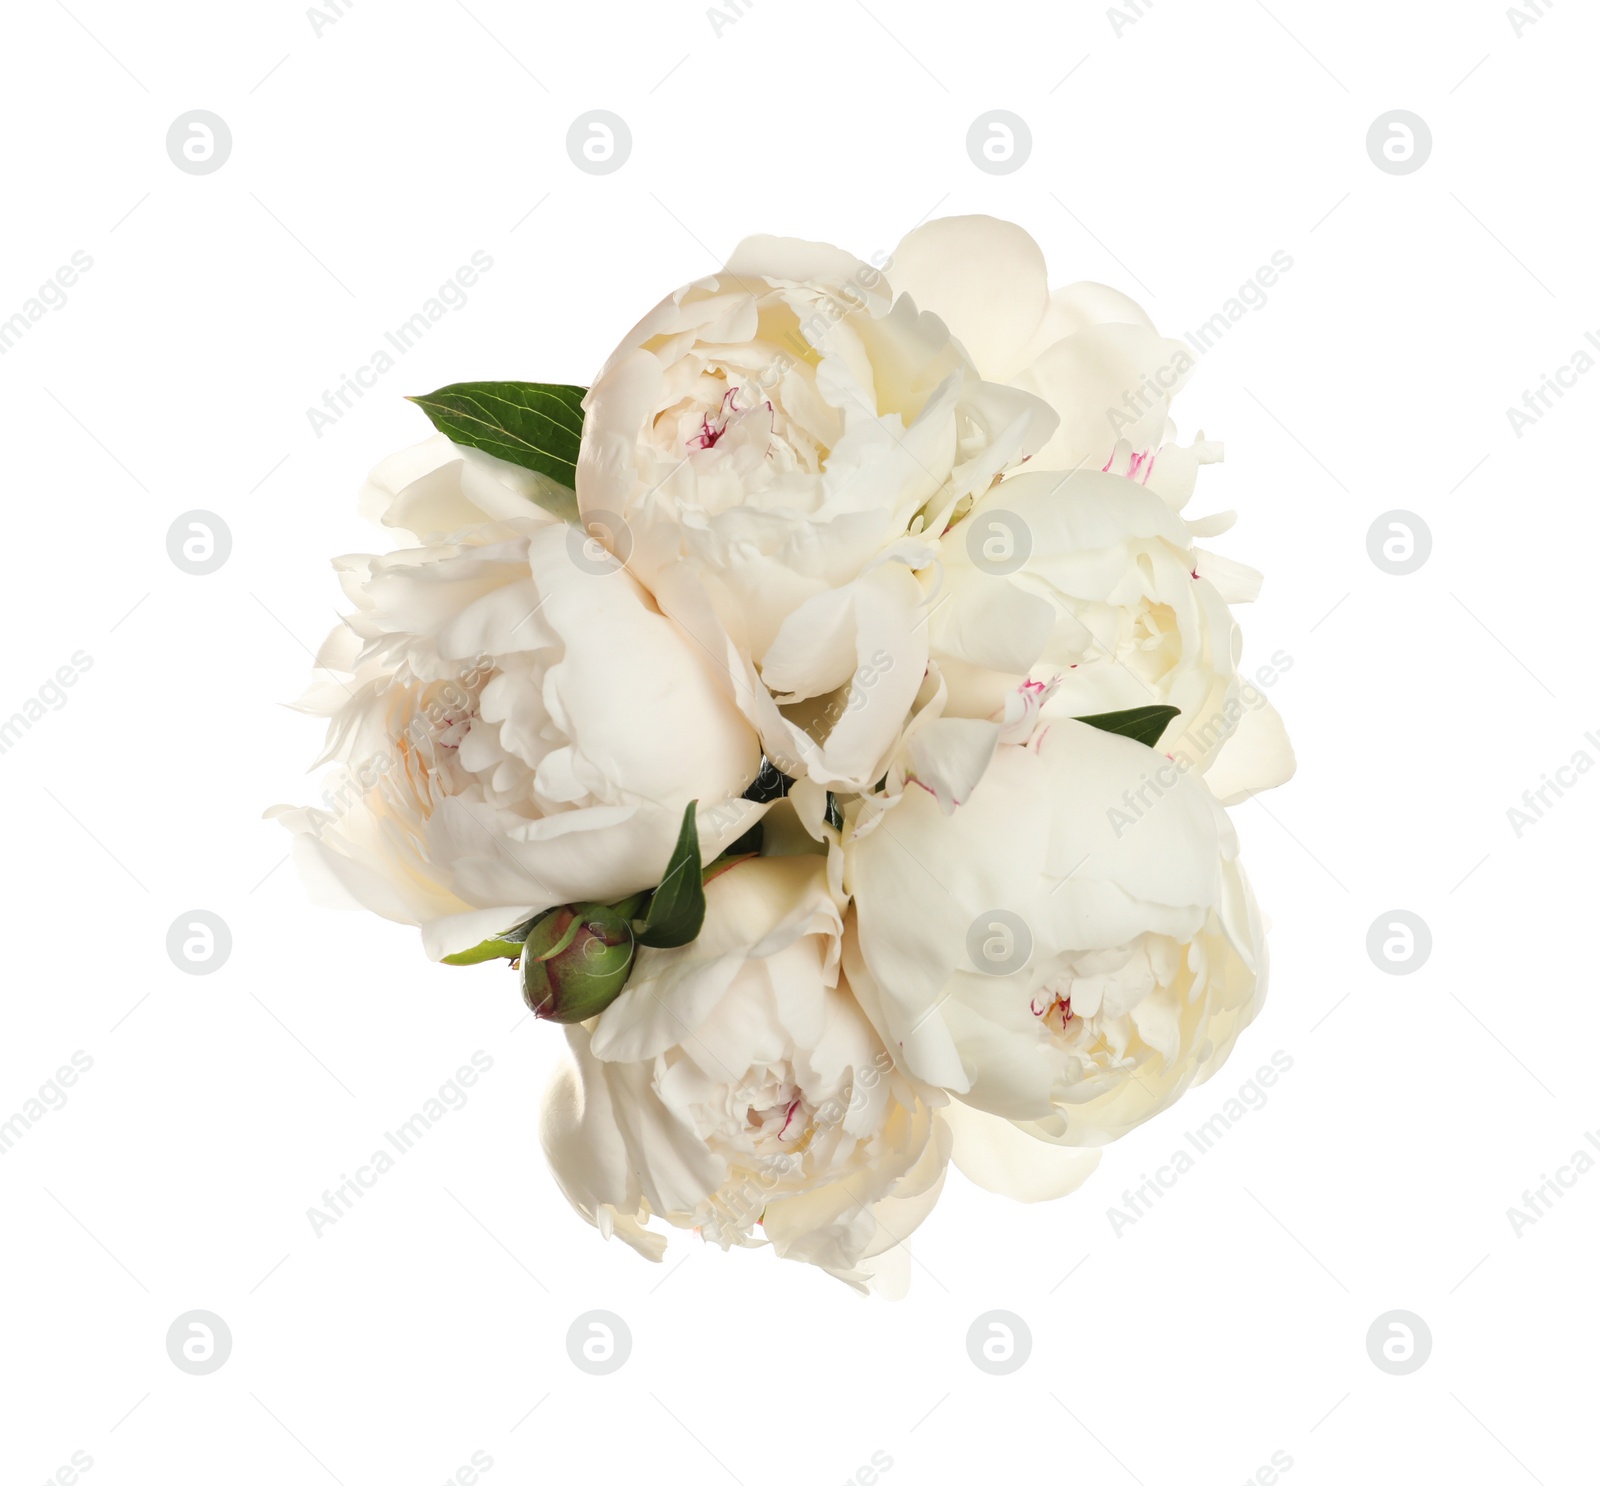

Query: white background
1;1;1593;1482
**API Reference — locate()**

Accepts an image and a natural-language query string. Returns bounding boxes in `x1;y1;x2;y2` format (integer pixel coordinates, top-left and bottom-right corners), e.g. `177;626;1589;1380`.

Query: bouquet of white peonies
272;215;1294;1293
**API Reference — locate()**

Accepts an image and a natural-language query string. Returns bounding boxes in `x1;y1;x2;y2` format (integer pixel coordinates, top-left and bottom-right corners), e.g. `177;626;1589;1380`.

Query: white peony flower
885;216;1293;801
889;214;1199;487
575;234;1058;790
541;854;950;1290
927;467;1295;799
843;717;1265;1156
270;435;763;960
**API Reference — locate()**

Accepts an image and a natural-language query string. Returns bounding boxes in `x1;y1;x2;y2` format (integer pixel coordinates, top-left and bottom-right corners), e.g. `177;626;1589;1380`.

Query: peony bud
522;904;636;1024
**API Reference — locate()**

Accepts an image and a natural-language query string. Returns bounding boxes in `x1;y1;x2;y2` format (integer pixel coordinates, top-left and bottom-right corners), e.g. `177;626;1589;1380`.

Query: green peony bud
521;903;636;1024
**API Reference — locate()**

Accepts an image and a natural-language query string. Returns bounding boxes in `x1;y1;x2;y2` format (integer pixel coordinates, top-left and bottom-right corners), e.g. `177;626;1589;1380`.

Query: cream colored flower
844;717;1265;1152
888;216;1294;801
927;468;1295;799
270;435;762;960
576;233;1057;790
541;855;949;1290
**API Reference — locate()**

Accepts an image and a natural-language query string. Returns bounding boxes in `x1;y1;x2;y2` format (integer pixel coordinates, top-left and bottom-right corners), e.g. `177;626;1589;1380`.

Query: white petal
1016;327;1193;469
890;215;1049;378
928;562;1056;676
1193;547;1263;603
942;1099;1102;1203
723;234;879;295
591;857;837;1062
1145;433;1224;513
1205;696;1297;804
363;434;570;537
905;718;1000;814
1014;281;1156;367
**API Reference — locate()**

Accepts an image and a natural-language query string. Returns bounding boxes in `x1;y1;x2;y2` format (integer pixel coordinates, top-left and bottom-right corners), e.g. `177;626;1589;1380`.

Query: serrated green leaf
407;381;586;487
635;801;705;950
1072;704;1181;750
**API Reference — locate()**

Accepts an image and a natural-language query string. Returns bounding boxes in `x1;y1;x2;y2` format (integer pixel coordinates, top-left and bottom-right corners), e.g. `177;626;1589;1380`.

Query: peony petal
591;857;837;1062
905;718;1000;814
1193;546;1263;603
942;1099;1102;1202
1016;326;1194;470
723;235;879;294
1013;281;1156;368
363;435;570;537
890;216;1050;379
1204;696;1297;805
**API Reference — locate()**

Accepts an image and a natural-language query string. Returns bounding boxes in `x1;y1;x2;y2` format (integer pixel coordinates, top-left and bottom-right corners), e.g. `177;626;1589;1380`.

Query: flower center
740;1076;812;1156
688;386;741;450
1030;992;1076;1034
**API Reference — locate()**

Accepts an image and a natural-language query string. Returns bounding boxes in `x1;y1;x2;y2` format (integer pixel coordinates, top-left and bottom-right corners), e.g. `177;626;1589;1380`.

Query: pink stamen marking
778;1098;802;1139
688;386;743;450
1030;994;1075;1030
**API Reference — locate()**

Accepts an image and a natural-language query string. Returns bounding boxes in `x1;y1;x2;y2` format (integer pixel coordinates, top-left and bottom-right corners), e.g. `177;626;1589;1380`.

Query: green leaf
824;793;844;832
407;381;586;488
439;909;550;965
635;802;705;949
1072;704;1181;750
440;937;524;966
